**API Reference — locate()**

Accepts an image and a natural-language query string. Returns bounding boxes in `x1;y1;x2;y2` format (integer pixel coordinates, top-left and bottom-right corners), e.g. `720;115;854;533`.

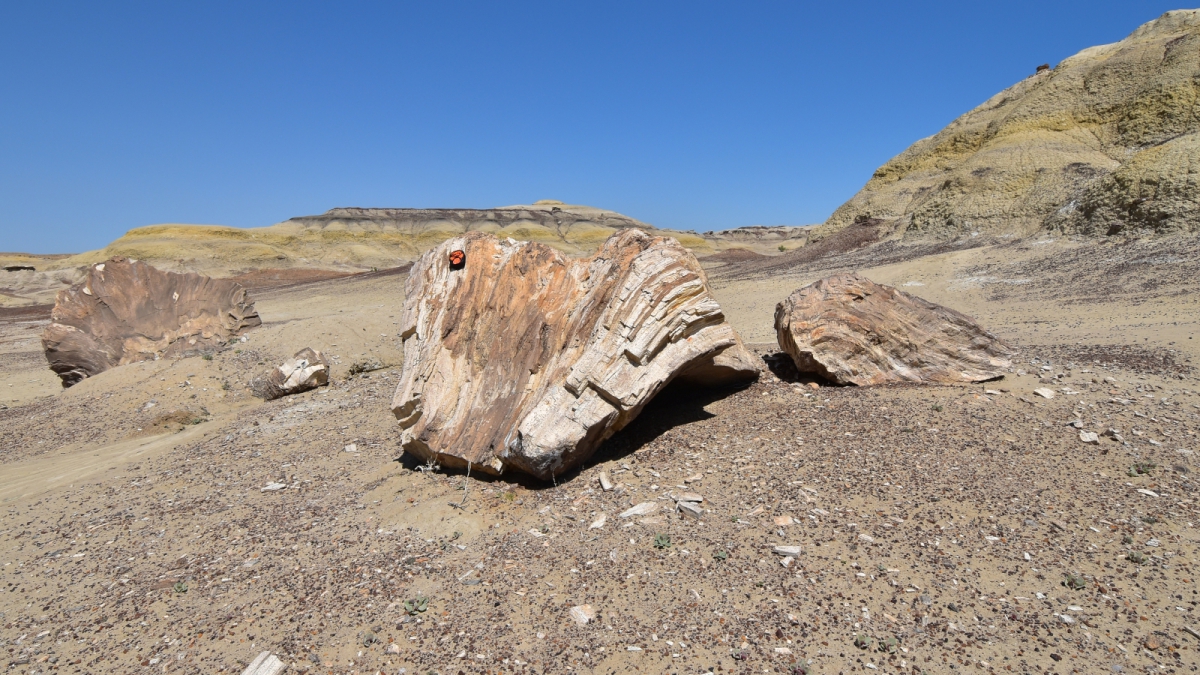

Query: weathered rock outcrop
252;348;329;400
42;258;260;386
775;273;1013;385
825;10;1200;239
391;229;758;479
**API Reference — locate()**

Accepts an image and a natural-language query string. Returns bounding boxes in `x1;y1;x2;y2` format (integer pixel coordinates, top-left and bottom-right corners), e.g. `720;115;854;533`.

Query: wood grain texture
41;257;260;387
391;229;758;479
775;273;1014;385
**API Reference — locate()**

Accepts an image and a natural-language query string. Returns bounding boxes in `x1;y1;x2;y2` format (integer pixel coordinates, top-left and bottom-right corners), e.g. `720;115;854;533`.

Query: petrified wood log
391;229;758;479
251;348;329;400
774;273;1013;385
42;257;260;386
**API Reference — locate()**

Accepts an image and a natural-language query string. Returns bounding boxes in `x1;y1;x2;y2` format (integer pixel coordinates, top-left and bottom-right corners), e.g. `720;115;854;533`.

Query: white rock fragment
673;492;704;503
598;472;614;491
858;534;875;543
241;652;286;675
773;515;795;526
619;502;659;518
1034;388;1056;399
589;514;607;530
344;443;358;453
569;604;596;626
260;482;287;492
677;501;704;520
1137;489;1160;498
780;556;794;568
772;545;802;556
1079;431;1099;444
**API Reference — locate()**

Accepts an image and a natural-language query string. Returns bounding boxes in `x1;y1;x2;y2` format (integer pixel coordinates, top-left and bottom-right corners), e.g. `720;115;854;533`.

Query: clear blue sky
0;1;1188;253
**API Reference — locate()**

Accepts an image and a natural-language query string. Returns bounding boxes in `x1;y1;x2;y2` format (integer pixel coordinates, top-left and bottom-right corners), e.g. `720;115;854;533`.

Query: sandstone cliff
825;10;1200;239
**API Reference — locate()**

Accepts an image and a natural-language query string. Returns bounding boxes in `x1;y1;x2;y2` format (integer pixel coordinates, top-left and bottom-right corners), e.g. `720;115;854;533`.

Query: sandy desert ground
1;234;1198;675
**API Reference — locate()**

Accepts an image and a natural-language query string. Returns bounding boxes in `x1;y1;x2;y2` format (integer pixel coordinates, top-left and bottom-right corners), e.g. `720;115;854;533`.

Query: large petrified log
774;273;1013;385
391;229;758;480
42;257;260;386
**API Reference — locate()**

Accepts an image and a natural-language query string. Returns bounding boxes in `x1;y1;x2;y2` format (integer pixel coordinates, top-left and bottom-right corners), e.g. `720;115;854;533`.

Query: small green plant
854;634;873;650
1128;461;1156;477
221;380;231;391
172;581;188;593
880;636;899;653
539;524;550;534
790;664;811;675
361;631;378;647
1122;534;1134;545
754;581;764;588
731;515;740;523
1063;572;1087;590
778;245;786;253
713;550;728;561
1127;551;1147;564
501;491;516;502
201;353;213;361
404;596;429;615
653;533;671;549
1142;515;1159;525
931;403;943;412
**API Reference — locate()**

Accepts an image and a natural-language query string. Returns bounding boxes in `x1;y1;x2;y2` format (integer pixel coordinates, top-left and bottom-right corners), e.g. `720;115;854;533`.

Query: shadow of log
395;378;752;489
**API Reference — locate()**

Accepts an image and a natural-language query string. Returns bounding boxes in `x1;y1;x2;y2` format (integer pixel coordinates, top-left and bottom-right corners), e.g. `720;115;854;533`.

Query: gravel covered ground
1;239;1198;675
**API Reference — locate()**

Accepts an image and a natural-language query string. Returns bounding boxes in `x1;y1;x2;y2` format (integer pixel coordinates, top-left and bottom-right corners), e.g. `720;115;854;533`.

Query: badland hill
824;9;1200;240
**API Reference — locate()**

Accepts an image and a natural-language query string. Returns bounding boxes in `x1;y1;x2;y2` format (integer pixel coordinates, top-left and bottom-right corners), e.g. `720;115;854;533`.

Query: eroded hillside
825;10;1200;239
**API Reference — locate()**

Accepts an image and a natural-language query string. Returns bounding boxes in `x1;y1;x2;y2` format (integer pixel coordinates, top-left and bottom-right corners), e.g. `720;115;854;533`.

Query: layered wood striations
392;230;758;479
775;273;1014;386
42;257;260;387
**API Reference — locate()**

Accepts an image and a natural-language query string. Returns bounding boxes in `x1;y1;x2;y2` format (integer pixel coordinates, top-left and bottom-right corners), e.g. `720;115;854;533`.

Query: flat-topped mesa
285;204;650;232
391;229;759;480
775;273;1014;386
41;257;260;387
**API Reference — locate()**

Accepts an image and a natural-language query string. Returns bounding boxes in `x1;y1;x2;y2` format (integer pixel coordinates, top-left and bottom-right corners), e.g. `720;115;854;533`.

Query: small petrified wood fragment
252;348;330;400
42;257;260;386
391;229;758;480
774;273;1013;385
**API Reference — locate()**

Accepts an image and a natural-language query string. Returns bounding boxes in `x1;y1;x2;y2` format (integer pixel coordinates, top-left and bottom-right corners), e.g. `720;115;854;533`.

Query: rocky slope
825;10;1200;239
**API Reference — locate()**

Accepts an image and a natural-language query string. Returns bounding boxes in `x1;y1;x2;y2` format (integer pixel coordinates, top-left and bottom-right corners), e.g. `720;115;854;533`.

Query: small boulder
774;273;1014;385
42;258;260;387
252;348;329;400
